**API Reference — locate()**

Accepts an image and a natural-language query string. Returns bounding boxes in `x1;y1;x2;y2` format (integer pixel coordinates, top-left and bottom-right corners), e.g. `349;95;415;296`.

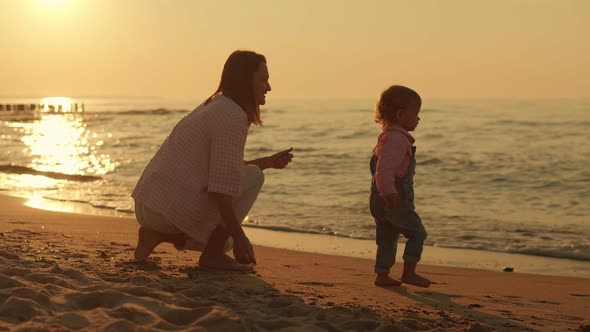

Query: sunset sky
1;0;588;100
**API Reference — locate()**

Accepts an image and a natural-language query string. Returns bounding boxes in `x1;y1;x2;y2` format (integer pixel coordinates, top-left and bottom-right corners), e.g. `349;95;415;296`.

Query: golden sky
1;0;588;99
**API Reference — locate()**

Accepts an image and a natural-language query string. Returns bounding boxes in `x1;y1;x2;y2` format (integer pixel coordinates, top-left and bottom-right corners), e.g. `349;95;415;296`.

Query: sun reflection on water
20;115;115;176
12;97;116;179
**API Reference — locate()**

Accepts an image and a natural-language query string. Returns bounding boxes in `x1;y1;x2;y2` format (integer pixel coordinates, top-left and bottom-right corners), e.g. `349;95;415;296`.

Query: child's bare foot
134;227;162;261
199;252;253;272
401;273;431;288
374;273;402;286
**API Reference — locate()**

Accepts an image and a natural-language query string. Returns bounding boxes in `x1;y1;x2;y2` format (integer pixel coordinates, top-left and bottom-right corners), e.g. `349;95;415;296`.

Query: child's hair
374;85;421;127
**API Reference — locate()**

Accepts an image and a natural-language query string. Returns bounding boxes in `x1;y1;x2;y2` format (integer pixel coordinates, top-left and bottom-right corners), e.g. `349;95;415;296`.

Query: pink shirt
373;125;415;197
132;95;249;242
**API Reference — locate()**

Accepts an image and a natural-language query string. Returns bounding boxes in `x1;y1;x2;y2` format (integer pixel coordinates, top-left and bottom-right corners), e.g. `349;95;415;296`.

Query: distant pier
0;102;85;113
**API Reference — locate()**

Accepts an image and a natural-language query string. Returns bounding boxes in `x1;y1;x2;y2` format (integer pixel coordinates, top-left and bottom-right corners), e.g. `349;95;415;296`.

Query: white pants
135;165;265;252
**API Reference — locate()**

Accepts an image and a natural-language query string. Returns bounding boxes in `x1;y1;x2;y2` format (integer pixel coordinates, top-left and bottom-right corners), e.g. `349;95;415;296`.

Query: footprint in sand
24;272;78;289
399;318;432;330
0;274;26;289
57;313;90;330
256;318;295;330
101;319;137;331
0;250;19;260
295;281;335;287
9;287;52;307
109;241;131;247
502;295;521;299
340;319;381;331
12;229;41;236
0;297;44;323
162;306;233;326
495;309;512;316
65;290;128;310
106;303;157;325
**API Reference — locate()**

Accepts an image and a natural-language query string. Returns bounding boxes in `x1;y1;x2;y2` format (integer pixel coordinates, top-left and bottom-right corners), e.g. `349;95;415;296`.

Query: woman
131;50;293;271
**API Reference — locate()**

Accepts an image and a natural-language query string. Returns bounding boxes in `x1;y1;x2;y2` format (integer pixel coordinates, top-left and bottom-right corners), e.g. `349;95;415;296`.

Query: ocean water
1;97;589;262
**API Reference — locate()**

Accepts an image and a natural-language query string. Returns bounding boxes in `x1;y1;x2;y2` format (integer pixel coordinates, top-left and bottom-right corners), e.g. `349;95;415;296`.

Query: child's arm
375;132;410;208
382;192;399;208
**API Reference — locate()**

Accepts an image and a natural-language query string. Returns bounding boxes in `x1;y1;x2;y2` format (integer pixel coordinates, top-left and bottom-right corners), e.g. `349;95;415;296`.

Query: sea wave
489;120;590;127
512;247;590;261
243;222;373;240
243;222;590;261
426;243;590;262
418;158;442;165
0;165;101;182
39;196;134;214
83;108;189;115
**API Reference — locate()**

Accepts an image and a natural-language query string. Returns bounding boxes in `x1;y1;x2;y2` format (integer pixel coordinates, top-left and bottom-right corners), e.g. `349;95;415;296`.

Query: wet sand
1;194;588;331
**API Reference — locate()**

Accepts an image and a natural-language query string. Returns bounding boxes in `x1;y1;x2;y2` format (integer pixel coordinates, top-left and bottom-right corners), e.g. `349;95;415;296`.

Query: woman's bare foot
375;273;402;286
198;252;253;272
401;273;431;288
134;227;162;261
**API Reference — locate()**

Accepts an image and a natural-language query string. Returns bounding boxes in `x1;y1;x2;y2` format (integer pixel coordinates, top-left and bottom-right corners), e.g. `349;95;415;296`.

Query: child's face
397;102;421;131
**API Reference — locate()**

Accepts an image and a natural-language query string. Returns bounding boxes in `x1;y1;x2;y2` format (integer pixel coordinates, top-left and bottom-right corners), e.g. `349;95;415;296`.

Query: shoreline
1;193;589;331
10;193;590;279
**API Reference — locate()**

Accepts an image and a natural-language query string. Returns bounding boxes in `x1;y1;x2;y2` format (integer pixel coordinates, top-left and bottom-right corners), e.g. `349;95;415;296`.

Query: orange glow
40;0;68;7
1;1;589;99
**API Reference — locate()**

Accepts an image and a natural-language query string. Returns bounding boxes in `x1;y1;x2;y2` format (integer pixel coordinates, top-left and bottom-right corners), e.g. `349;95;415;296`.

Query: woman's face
252;62;271;106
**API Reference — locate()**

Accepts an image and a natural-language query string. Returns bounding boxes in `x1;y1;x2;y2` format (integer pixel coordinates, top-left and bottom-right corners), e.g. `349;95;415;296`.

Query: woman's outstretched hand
254;147;294;170
267;147;293;169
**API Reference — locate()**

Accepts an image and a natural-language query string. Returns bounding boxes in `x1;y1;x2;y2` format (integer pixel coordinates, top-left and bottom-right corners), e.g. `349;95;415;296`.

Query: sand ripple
0;229;407;331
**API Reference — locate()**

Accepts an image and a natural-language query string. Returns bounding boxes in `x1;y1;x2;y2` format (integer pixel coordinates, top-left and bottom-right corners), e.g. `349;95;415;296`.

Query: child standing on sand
369;85;431;288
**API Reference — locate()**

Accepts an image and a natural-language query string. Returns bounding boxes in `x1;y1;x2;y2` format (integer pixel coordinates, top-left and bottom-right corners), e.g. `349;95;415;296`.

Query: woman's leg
199;165;264;270
135;227;185;261
234;165;265;220
133;200;185;261
222;165;265;252
198;226;252;271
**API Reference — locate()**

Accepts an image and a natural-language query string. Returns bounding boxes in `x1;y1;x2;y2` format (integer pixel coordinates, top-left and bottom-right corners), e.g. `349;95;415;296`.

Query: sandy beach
0;194;588;331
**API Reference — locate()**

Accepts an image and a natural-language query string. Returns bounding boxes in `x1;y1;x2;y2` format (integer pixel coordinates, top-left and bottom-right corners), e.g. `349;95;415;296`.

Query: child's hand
383;193;399;208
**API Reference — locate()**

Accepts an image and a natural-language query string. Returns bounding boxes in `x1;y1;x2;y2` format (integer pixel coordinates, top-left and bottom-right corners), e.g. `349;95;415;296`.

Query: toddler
369;85;431;288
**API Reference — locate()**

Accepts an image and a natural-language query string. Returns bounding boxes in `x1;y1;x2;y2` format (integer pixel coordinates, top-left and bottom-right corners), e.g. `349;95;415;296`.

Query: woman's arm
209;192;256;264
245;148;293;170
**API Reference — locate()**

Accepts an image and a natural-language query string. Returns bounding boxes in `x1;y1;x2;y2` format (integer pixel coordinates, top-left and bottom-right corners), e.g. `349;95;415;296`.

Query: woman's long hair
204;50;266;125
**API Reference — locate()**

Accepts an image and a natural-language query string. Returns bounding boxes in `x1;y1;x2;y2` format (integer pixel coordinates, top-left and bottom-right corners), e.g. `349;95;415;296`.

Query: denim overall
370;146;427;273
